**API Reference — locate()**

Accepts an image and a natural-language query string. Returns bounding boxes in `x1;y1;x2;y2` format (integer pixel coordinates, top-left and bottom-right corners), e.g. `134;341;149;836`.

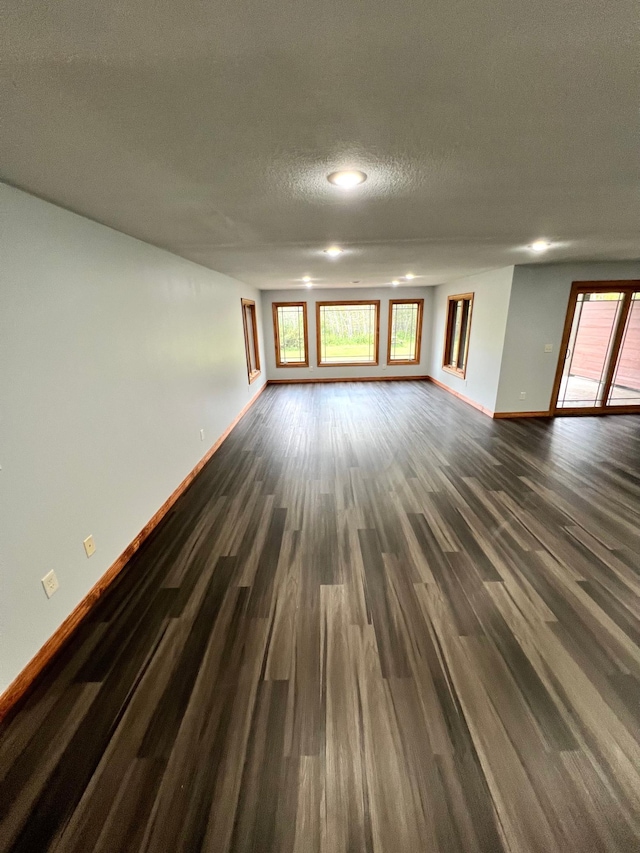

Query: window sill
318;361;379;368
387;359;420;366
248;369;261;384
275;362;309;368
442;365;467;379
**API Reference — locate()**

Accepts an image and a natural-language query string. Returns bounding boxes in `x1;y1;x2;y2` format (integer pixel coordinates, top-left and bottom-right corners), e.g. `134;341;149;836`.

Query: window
387;299;424;364
241;298;261;383
272;302;309;367
316;301;380;366
443;293;473;378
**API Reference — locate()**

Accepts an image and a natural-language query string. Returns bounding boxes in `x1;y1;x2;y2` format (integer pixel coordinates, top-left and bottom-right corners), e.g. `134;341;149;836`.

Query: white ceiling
1;0;638;289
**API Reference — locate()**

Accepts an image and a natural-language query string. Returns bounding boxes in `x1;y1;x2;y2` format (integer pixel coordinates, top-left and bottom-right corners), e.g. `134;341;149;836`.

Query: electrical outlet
200;429;205;441
382;364;387;370
309;366;314;371
42;570;59;599
519;391;527;400
544;344;553;353
83;535;96;557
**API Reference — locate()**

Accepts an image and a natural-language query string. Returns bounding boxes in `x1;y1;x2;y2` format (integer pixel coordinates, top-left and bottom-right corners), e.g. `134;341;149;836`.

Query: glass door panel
607;292;640;406
556;292;624;408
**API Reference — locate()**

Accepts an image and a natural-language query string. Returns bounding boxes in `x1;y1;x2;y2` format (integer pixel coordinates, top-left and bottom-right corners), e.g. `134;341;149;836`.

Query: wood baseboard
0;382;267;725
269;376;553;423
551;406;640;417
267;375;430;385
493;410;551;419
426;376;495;417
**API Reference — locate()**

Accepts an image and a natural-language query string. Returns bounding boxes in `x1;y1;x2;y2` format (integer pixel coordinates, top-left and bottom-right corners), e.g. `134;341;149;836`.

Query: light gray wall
429;267;514;413
0;183;265;693
496;262;640;413
261;287;434;380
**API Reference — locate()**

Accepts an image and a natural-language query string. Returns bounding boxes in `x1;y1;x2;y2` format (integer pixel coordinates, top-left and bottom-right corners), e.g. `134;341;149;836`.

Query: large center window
316;301;380;366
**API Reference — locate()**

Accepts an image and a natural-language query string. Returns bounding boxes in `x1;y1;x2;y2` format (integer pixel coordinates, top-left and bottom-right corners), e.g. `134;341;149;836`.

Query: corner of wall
428;267;515;414
494;261;640;414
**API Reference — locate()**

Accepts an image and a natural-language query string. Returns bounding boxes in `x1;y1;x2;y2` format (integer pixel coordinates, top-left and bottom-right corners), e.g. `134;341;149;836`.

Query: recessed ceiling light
305;283;313;288
530;239;551;253
392;280;400;286
302;276;312;282
327;170;367;189
405;273;415;280
324;246;344;257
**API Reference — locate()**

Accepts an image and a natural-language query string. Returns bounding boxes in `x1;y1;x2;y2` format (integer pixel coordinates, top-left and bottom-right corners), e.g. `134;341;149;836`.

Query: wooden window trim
316;300;381;367
549;279;640;415
442;292;474;379
241;298;261;384
387;299;424;365
272;302;310;368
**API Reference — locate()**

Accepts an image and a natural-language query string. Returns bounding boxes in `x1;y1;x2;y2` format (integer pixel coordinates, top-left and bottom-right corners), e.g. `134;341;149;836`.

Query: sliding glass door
553;282;640;415
607;292;640;407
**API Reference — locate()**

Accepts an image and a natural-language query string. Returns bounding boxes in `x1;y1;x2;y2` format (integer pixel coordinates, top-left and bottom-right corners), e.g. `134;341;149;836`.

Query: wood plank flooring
1;380;640;852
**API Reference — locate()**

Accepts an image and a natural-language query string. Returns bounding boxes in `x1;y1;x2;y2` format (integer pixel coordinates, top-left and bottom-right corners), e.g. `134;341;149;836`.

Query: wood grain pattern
493;411;551;419
0;382;266;725
428;374;495;416
1;380;639;853
268;376;431;384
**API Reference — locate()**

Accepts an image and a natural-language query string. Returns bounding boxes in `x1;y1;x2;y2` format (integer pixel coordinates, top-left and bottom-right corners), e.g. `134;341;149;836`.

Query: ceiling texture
1;0;638;289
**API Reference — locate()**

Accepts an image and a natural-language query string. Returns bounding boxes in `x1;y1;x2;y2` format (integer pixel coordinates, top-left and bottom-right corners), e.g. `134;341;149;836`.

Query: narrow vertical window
443;293;473;377
387;299;424;364
241;298;261;383
272;302;309;367
316;301;380;366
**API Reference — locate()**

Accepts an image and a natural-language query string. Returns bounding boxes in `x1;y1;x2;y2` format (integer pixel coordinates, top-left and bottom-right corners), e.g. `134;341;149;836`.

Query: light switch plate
83;535;96;557
42;570;59;598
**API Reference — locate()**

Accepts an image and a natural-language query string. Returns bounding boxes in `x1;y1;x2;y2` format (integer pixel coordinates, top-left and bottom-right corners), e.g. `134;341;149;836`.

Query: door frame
550;280;640;416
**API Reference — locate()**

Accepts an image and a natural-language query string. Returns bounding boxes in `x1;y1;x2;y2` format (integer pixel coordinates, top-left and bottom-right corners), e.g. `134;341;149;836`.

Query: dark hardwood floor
2;381;640;853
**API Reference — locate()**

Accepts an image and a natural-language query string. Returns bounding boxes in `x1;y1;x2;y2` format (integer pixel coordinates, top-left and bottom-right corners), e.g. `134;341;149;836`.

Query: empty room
1;0;639;850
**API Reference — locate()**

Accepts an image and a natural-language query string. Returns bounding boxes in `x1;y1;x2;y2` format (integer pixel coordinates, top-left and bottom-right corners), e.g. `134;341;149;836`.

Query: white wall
261;287;433;380
429;267;514;413
0;183;265;693
496;262;640;413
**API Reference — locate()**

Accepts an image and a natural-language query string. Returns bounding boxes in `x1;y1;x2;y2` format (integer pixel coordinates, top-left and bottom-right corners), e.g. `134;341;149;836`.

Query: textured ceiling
1;0;638;289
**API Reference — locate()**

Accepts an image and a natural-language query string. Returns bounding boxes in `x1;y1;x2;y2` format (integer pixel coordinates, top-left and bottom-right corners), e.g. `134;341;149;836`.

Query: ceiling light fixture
405;273;415;280
530;239;551;253
305;283;313;288
392;280;400;286
327;170;367;189
324;246;344;257
302;276;312;282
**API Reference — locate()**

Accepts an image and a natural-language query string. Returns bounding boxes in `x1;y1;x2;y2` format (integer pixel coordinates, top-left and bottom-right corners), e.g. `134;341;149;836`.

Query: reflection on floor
1;381;640;852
